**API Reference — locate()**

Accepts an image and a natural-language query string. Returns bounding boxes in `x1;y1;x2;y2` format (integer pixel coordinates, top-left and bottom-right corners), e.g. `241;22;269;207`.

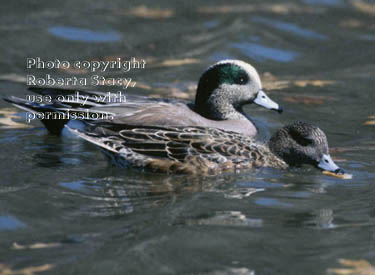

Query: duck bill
318;154;345;174
253;90;283;113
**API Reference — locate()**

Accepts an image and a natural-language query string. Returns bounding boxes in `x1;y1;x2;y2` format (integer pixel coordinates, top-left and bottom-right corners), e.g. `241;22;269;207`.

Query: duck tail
3;96;69;135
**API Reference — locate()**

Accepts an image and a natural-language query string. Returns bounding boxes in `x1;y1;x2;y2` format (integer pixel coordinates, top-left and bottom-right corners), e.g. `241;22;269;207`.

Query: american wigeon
67;121;345;175
5;60;282;136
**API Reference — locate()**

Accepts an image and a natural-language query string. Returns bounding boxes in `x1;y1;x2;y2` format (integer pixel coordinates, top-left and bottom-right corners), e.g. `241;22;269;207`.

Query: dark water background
0;0;374;274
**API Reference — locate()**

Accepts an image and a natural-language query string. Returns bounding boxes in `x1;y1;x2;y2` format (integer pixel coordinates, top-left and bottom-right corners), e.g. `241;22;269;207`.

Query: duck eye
232;68;249;85
324;159;329;163
289;131;313;147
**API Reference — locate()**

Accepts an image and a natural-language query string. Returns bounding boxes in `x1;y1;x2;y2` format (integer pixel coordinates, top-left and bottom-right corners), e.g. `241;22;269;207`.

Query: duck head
268;121;345;174
195;60;282;121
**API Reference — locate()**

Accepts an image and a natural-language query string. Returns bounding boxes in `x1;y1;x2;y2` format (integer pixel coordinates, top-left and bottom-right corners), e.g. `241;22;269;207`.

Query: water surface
0;0;374;274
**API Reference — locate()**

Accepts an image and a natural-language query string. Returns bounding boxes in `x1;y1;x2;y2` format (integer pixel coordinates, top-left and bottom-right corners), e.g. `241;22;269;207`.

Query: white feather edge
65;125;120;154
10;103;39;114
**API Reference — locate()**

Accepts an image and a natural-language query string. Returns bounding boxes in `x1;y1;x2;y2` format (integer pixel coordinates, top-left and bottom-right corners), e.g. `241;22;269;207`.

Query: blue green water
0;0;374;274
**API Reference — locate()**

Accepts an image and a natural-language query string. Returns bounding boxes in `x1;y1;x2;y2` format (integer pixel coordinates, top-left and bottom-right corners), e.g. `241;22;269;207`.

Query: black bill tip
274;106;283;114
334;168;345;175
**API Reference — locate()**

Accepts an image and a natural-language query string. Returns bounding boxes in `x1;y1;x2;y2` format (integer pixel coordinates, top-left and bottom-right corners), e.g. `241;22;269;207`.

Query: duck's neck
267;132;289;169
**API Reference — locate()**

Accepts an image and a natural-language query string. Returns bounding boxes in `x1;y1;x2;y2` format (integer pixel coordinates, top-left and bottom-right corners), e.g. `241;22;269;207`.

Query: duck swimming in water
5;60;282;136
67;121;345;176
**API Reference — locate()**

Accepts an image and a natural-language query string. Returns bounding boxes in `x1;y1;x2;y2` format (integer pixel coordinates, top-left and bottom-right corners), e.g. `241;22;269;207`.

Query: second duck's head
269;121;345;174
195;60;282;121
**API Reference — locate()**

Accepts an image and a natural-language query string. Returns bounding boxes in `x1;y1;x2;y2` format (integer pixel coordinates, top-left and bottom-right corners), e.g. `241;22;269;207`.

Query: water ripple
231;41;299;62
48;26;121;42
255;197;294;208
252;17;328;40
0;216;26;231
303;0;341;6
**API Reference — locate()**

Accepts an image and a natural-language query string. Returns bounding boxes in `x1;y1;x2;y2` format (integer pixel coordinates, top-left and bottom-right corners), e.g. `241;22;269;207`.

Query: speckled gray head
195;60;282;121
269;121;344;174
